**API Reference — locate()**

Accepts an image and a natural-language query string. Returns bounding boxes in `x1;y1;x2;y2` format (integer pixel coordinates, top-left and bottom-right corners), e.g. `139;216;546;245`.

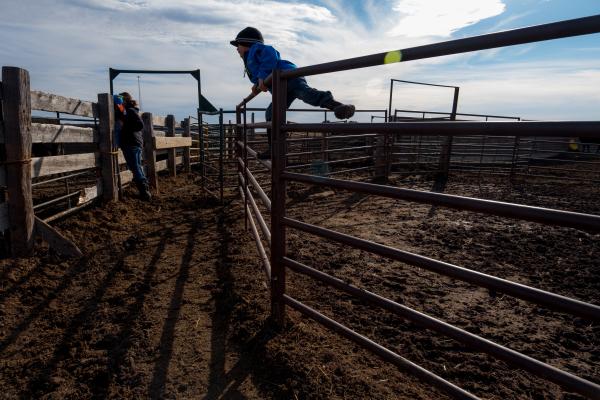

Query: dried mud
0;171;598;399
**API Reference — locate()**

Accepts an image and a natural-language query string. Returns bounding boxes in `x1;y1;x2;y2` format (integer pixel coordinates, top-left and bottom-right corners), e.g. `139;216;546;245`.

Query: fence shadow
203;208;291;400
25;229;169;398
149;221;199;398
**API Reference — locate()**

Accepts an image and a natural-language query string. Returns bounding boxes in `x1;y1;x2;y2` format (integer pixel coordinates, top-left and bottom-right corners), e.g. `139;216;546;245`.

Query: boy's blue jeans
265;77;333;124
121;145;147;184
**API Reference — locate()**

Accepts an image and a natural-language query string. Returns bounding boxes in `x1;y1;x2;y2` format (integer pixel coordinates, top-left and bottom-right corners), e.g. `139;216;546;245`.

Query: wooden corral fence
233;16;600;399
0;66;192;257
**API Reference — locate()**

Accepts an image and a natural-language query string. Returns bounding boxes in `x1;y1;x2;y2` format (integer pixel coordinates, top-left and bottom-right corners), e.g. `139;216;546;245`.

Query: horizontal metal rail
239;173;271;244
283;295;480;400
283;217;600;321
324;166;375;176
238;158;272;211
286;144;379;158
281;15;600;79
33;191;81;211
286;156;374;170
32;170;95;187
236;141;272;170
283;121;600;138
395;109;521;121
283;257;600;399
236;122;272;129
282;172;600;233
239;187;271;281
286;133;379;143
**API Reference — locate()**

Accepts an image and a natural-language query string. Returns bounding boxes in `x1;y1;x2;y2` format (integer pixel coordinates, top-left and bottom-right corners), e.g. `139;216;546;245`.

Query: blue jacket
243;43;296;84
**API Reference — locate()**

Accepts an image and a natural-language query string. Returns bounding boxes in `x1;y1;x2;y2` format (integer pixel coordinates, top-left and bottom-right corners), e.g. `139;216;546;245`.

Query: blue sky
1;0;599;123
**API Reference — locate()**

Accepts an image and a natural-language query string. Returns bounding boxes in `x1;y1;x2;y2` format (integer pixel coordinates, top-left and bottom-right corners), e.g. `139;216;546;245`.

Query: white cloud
2;0;598;124
388;0;506;37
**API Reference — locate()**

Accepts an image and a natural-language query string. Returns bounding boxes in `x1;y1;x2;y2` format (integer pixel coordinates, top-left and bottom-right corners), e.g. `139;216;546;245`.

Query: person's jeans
265;77;333;121
264;77;333;145
121;145;147;184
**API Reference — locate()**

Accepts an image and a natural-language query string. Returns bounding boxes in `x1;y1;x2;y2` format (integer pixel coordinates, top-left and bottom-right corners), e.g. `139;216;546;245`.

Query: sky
1;0;599;123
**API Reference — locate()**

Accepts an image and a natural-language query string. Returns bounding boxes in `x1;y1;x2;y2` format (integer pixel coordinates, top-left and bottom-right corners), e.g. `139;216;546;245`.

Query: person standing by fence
115;92;152;201
230;26;355;159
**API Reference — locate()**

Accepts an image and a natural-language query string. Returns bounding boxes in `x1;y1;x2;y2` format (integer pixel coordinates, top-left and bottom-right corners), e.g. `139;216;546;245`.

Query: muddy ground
0;170;598;399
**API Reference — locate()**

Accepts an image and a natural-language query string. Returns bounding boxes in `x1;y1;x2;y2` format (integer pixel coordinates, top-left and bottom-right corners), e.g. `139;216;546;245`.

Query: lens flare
384;50;402;64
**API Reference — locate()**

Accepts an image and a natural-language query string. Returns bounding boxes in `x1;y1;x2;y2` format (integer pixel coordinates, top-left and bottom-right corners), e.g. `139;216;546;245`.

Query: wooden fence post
2;67;34;256
166;114;176;177
182;117;191;173
97;93;118;202
142;112;158;192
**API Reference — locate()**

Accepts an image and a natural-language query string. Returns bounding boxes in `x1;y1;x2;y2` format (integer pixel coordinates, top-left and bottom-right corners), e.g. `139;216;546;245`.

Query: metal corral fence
387;109;600;183
0;66;193;257
193;107;390;203
233;15;600;399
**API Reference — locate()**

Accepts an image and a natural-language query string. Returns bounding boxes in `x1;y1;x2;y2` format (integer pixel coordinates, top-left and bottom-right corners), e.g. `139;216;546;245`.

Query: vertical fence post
166;114;176;177
270;68;287;328
2;67;34;256
235;106;242;206
438;87;460;179
243;105;248;230
142;112;158;192
97;93;118;202
219;109;224;204
183;117;191;173
375;133;389;180
510;136;520;182
199;121;205;190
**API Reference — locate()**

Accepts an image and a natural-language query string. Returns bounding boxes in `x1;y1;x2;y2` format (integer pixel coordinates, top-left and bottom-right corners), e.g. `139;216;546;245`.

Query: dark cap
230;27;264;47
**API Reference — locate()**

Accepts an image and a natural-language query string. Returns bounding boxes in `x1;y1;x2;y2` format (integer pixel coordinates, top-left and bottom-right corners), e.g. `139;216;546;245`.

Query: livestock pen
232;15;600;399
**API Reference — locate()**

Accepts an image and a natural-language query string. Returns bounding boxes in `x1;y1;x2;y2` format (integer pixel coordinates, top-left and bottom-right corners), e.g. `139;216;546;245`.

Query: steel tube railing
283;257;600;399
238;157;272;211
283;217;600;321
286;144;379;158
281;15;600;79
239;187;272;281
286;156;374;170
239;172;271;244
283;295;480;400
283;121;600;138
282;172;600;233
32;170;94;187
33;191;81;211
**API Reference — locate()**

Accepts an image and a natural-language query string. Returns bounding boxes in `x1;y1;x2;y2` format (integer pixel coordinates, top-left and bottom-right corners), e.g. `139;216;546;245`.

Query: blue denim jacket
244;43;296;84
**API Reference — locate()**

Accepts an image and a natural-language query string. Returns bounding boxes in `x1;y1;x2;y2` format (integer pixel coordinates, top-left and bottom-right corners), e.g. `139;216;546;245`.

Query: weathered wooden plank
31;123;98;143
0;202;8;231
3;66;35;256
153;136;192;150
120;170;133;185
142;112;158;191
156;156;183;172
35;216;82;258
77;181;101;204
31;90;98;118
152;115;180;128
31;153;97;178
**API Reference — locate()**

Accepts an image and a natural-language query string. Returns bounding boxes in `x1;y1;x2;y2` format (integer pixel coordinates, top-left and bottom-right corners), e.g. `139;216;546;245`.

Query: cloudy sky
1;0;599;123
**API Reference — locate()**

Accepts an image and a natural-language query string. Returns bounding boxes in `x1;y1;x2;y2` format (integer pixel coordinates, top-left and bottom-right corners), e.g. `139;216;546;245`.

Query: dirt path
1;175;261;398
2;172;597;399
